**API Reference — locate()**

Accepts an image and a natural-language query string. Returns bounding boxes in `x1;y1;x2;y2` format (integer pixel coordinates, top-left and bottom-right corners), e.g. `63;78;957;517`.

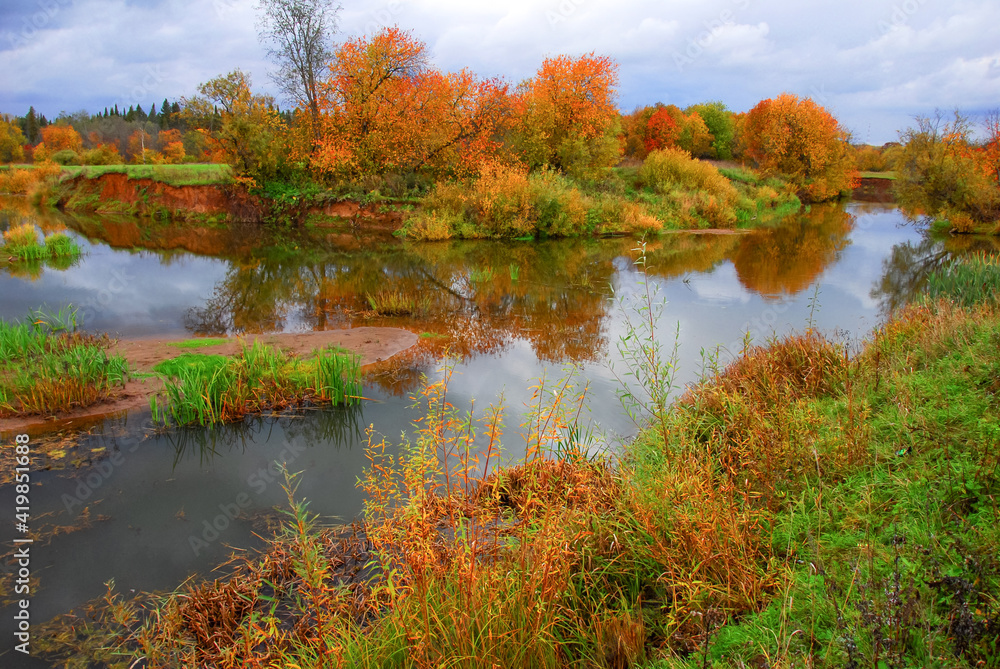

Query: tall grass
1;222;82;262
924;251;1000;307
0;306;128;417
149;342;361;426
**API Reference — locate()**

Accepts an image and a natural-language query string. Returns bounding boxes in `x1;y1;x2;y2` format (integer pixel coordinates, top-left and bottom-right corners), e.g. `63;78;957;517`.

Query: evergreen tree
160;98;171;128
125;105;136;122
24;106;39;143
135;103;147;122
113;104;120;116
148;102;157;123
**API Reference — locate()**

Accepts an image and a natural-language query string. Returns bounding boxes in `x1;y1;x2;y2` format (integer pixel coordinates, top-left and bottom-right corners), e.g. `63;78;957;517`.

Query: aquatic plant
2;222;45;260
365;289;419;316
924;251;1000;307
149;341;361;427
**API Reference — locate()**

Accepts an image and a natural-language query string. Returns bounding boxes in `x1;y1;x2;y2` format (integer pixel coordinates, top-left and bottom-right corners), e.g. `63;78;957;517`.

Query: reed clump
149;341;362;427
0;307;128;417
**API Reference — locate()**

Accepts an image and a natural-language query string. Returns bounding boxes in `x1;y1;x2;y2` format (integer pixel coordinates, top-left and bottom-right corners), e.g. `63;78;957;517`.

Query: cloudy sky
2;0;998;144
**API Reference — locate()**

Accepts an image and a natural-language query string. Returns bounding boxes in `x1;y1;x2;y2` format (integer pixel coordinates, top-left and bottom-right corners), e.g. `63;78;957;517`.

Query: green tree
23;106;39;144
687;101;735;160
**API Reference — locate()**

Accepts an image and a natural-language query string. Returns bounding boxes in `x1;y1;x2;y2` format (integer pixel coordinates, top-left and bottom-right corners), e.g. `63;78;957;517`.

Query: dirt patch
0;327;418;435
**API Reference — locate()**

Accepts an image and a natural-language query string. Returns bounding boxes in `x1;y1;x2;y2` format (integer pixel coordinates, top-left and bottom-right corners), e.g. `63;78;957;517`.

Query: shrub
80;144;124;166
0;168;39;194
49;149;81;166
640;148;740;227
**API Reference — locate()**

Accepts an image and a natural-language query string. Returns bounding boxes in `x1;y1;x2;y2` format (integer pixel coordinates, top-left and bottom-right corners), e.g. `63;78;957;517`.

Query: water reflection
871;233;1000;314
731;203;853;298
165;403;365;466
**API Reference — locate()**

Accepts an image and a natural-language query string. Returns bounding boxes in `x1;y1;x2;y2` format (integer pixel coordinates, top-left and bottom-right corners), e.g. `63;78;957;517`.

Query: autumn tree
33;124;84;163
315;27;512;179
158;128;187;164
511;53;621;177
743;93;858;202
257;0;340;140
183;70;286;185
644;107;679;154
623;103;718;160
0;114;26;163
894;111;1000;231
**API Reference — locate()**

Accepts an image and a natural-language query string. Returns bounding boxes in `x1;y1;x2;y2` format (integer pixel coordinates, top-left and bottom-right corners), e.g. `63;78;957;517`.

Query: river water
0;197;995;664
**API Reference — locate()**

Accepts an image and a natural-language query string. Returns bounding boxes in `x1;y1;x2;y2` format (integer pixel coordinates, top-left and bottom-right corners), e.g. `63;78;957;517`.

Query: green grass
59;163;233;187
165;337;231;350
149;342;361;427
859;170;898;179
0;306;128;417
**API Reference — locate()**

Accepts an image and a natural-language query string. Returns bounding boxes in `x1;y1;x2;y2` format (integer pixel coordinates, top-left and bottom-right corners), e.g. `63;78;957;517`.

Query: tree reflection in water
871;234;1000;315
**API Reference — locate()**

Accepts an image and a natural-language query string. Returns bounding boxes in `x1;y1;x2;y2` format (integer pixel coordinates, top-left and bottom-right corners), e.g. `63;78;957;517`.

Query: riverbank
5;160;807;238
31;253;1000;667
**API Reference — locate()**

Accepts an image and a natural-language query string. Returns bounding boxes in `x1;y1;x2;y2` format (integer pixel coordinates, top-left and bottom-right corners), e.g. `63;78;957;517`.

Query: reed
150;342;362;427
0;307;128;417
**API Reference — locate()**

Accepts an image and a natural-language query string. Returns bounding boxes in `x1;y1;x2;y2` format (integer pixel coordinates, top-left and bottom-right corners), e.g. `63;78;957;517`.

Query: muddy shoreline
0;326;418;434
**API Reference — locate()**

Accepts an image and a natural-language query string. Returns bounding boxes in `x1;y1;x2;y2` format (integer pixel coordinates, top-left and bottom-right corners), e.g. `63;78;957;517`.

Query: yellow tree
0;115;26;163
183;70;285;186
743;93;858;202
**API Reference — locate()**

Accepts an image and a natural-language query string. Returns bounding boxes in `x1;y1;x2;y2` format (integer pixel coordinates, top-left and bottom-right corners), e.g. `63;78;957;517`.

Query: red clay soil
65;173;232;216
0;327;418;434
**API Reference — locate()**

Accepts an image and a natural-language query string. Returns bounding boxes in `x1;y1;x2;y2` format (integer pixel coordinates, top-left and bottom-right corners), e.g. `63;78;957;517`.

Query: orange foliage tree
158;129;186;164
512;52;621;177
644;108;679;154
314;27;512;179
33;124;83;162
743;93;858;202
